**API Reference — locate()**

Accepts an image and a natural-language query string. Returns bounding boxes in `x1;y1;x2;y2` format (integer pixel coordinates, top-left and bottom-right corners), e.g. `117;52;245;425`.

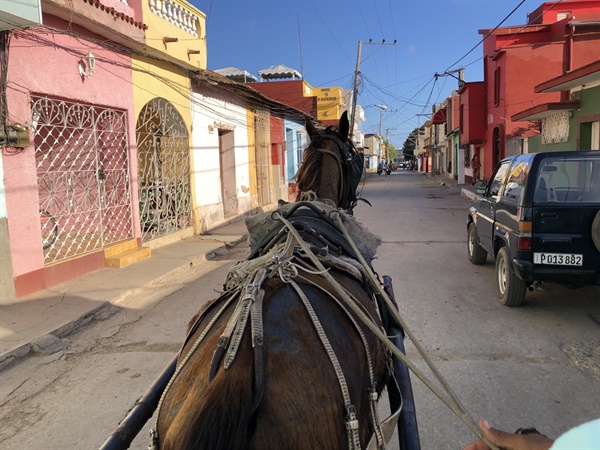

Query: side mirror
475;180;487;195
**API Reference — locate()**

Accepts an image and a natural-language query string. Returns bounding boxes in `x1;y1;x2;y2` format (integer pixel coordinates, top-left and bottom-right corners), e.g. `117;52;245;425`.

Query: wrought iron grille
32;95;134;265
136;98;191;242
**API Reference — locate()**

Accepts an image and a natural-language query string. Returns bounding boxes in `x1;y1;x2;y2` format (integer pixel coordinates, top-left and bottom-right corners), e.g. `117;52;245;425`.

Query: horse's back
158;270;386;450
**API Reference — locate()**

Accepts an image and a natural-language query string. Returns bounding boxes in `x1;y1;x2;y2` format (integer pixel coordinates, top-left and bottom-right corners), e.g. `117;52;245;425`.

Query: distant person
463;417;600;450
471;153;481;186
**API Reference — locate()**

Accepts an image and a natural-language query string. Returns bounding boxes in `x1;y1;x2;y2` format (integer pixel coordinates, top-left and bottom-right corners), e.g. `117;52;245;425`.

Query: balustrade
148;0;198;36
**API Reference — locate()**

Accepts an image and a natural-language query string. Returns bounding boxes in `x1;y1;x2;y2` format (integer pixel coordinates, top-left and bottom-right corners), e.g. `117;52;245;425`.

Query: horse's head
294;111;364;212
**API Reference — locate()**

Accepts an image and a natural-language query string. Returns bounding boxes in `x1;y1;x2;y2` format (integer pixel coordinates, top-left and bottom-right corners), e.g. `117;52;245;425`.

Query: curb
0;238;241;371
0;302;115;371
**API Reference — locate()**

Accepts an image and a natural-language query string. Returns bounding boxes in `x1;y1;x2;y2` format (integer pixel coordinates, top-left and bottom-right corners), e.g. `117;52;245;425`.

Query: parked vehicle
467;151;600;306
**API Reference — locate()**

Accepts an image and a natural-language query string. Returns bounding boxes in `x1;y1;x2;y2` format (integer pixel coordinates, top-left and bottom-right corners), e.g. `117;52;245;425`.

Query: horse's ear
338;111;349;141
305;117;317;137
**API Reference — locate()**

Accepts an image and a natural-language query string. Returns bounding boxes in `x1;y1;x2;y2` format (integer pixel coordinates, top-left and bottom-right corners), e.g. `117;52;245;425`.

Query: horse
151;111;402;450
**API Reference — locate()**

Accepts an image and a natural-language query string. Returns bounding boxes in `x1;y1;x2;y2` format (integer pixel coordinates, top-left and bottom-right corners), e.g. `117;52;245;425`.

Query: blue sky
192;0;538;148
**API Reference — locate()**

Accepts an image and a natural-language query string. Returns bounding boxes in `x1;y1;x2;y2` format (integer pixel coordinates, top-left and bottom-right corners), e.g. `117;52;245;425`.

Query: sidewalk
0;219;249;370
424;172;480;201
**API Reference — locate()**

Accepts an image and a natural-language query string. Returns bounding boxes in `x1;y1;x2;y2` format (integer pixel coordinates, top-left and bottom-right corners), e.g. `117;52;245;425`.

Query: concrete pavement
0;171;479;371
0;219;249;370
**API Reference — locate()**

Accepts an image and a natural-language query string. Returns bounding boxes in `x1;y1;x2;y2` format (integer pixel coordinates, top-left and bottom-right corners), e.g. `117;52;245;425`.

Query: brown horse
153;111;394;450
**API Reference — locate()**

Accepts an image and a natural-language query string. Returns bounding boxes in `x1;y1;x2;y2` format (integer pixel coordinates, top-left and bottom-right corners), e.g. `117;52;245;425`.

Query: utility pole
349;39;397;141
349;40;362;139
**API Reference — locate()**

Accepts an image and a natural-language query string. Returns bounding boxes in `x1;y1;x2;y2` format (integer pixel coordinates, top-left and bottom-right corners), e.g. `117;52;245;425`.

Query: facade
2;9;147;299
459;81;486;184
512;58;600;152
189;77;253;233
284;117;306;197
476;0;600;178
132;0;206;246
363;134;382;172
431;104;448;176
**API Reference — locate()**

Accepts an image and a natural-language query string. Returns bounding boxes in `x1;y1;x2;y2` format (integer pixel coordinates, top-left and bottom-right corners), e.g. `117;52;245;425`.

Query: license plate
533;253;583;266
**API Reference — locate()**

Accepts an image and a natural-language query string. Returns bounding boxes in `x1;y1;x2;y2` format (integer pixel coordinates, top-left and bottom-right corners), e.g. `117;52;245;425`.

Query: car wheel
592;210;600;253
496;247;526;307
468;223;487;265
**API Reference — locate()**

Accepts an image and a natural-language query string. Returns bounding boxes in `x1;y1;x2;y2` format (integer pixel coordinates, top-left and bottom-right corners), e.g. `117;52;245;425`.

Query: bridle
309;129;364;213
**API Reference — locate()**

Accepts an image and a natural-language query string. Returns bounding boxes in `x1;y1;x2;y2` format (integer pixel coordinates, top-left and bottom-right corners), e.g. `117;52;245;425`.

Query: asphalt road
0;170;598;450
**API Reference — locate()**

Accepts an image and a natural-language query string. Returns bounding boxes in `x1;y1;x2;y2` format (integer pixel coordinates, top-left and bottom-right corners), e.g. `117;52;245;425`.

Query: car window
535;156;600;203
502;161;526;203
488;161;511;200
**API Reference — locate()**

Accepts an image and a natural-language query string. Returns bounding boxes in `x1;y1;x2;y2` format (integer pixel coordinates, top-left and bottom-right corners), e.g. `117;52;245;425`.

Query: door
219;129;238;216
477;160;511;254
136;98;191;242
32;96;134;265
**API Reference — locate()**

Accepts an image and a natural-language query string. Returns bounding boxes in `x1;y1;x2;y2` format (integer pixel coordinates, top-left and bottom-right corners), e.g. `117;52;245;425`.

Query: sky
191;0;540;149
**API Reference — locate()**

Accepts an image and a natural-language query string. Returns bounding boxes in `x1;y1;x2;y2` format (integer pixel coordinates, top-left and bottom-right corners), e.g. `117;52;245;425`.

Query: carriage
100;111;493;450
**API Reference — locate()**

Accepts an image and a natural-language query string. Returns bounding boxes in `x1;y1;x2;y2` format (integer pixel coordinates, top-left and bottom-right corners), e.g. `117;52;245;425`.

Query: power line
445;0;528;72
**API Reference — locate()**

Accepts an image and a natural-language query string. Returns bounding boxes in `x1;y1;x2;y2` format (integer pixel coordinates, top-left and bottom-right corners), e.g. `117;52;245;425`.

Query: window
535;157;600;202
489;161;510;200
494;68;501;106
503;161;526;203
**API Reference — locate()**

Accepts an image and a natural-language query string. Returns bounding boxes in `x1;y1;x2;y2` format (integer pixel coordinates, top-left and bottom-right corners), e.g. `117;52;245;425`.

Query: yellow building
133;0;206;245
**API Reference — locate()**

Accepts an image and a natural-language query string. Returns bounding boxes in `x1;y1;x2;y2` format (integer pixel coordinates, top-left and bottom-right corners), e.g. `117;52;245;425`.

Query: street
1;171;599;449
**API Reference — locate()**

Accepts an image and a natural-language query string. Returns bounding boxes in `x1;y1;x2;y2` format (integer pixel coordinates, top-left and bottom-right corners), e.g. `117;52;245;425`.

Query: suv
467;151;600;306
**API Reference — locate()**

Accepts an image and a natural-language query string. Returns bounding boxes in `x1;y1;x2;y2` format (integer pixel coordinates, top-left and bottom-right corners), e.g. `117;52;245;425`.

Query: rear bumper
513;258;600;285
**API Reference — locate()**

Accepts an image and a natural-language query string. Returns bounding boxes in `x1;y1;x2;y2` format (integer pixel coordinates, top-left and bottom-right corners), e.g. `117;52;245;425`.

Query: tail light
518;221;532;250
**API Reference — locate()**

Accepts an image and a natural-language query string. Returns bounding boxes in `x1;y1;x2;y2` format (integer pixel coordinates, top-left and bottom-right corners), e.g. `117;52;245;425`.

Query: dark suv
467;151;600;306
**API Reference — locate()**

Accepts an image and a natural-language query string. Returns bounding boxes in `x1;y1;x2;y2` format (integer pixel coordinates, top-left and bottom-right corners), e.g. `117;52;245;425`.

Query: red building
249;80;318;119
459;82;486;184
471;0;600;179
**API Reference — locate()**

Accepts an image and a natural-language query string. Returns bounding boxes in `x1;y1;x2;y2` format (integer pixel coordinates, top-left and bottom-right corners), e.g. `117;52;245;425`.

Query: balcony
143;0;206;70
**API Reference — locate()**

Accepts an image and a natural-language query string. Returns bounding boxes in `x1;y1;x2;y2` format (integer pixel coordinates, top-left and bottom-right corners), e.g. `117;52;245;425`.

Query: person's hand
463;419;554;450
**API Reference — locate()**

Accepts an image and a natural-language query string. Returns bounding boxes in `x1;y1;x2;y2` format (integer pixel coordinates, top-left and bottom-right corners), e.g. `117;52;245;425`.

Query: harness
150;203;401;450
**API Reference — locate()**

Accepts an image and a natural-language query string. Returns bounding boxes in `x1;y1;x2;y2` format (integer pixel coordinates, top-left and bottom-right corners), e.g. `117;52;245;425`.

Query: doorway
219;129;238;216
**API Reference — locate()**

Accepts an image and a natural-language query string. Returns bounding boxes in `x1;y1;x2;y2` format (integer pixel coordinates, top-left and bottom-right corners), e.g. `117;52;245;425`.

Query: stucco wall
190;86;252;232
141;0;206;70
0;155;16;303
3;17;135;278
525;85;600;153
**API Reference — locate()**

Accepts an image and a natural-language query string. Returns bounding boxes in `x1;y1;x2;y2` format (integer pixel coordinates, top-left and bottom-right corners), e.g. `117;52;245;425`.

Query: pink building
2;4;146;299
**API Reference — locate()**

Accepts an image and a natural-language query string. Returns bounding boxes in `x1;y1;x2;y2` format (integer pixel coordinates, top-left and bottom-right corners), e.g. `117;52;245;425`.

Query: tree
384;140;397;161
402;126;425;160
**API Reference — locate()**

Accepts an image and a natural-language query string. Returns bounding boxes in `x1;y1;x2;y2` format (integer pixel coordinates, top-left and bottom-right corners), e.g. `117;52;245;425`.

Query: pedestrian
471;153;481;186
